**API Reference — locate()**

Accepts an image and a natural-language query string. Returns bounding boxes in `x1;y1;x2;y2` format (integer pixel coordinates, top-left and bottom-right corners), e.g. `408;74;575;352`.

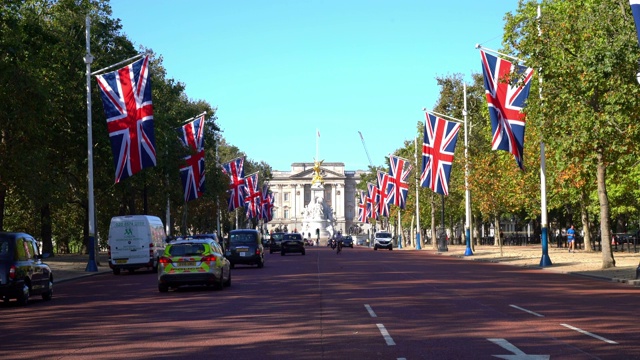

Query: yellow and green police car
157;237;231;292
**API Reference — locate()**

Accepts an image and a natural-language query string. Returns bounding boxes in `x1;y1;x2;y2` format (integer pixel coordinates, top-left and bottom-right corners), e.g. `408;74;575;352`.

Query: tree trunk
596;151;615;268
40;204;54;255
580;187;592;252
0;184;5;231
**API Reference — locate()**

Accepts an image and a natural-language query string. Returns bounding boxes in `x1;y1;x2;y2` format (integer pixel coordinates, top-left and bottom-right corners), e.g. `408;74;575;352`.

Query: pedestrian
567;225;576;252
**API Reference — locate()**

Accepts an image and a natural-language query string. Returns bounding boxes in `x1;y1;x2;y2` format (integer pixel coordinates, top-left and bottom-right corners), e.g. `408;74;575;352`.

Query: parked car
342;235;354;248
0;232;53;305
225;229;265;268
158;237;230;292
269;232;285;254
281;233;305;256
374;231;393;251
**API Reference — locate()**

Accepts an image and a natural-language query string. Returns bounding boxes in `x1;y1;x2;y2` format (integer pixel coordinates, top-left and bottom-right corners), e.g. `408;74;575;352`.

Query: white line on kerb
561;323;618;344
377;323;396;346
510;304;544;317
364;304;377;318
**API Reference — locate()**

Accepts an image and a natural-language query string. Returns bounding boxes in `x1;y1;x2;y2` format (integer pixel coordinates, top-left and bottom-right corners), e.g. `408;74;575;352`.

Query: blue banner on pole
631;1;640;46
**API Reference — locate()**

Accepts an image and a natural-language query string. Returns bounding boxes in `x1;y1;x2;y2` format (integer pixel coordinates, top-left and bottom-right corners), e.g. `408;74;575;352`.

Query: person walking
567;225;576;253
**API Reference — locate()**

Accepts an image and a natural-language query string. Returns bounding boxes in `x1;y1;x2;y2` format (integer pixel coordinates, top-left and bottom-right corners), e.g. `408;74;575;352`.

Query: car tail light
201;255;217;262
9;265;16;280
255;248;262;255
158;256;172;264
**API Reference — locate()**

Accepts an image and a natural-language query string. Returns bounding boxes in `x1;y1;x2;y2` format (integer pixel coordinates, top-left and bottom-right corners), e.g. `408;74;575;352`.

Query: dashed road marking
561;323;618;344
510;304;544;317
377;323;396;345
364;304;377;318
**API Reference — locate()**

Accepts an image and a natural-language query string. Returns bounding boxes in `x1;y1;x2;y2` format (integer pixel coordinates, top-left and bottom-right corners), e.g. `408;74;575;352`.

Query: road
1;246;638;359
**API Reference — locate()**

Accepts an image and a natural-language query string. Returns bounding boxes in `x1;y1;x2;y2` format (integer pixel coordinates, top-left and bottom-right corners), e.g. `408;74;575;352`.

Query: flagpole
180;111;207;125
84;15;98;272
91;52;145;76
538;3;552;266
415;136;421;250
422;106;472;255
463;83;473;256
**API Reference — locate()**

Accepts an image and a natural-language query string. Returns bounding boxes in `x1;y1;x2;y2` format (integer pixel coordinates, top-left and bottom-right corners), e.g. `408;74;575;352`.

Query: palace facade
267;162;368;235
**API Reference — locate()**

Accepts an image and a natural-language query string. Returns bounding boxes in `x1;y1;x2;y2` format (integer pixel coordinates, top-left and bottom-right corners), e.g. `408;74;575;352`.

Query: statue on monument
311;159;324;186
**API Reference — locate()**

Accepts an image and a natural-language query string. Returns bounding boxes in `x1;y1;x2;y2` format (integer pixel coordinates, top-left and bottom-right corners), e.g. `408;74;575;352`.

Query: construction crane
358;131;374;169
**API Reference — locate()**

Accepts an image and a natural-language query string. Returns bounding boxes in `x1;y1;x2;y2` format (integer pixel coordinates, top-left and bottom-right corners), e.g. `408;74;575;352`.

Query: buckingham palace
267;162;367;236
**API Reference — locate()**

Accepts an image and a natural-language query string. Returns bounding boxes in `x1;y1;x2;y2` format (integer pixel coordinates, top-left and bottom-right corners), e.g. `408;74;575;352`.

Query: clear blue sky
109;0;520;171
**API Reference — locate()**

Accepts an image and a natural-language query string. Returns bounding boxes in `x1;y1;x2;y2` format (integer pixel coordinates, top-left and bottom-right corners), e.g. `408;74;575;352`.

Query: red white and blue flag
357;191;368;223
421;111;461;196
243;172;261;219
260;184;274;223
377;171;391;217
221;157;246;211
177;115;205;202
387;155;413;209
480;50;534;170
96;55;156;183
631;1;640;47
367;183;379;220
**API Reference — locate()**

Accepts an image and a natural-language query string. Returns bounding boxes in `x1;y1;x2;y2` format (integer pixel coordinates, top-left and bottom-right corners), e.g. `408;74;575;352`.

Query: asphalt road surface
1;246;639;359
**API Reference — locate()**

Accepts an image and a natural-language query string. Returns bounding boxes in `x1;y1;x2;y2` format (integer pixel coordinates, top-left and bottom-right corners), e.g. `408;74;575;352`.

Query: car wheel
281;251;285;256
158;283;169;293
374;246;378;251
215;272;224;290
302;250;306;255
41;278;53;301
17;282;30;306
257;259;264;268
224;271;231;287
230;263;235;269
270;249;273;254
113;268;121;275
389;247;393;251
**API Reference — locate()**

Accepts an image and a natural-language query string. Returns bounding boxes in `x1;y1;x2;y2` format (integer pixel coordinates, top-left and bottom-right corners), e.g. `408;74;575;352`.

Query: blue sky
109;0;520;171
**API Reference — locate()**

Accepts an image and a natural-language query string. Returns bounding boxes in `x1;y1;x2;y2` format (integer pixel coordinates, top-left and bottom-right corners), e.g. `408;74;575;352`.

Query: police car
157;237;231;292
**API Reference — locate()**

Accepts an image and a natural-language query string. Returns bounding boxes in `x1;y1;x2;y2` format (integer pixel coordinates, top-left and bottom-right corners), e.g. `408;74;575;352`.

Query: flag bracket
422;108;464;125
475;44;525;65
91;51;151;76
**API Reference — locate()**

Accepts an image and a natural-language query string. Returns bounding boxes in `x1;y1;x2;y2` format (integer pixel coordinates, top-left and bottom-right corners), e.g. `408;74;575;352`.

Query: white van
108;215;166;275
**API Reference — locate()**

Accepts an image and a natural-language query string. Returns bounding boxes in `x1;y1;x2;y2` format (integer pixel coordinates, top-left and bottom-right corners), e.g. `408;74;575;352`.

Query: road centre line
376;324;396;346
364;304;377;318
560;323;618;344
510;304;544;317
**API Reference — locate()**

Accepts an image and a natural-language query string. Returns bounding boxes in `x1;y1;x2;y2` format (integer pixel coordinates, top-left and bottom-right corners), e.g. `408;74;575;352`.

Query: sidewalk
46;253;112;283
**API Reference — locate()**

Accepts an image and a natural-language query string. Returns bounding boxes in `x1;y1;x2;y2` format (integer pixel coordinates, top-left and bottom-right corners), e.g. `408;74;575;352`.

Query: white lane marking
510;304;544;317
560;323;618;344
488;338;550;359
364;304;377;318
377;323;396;346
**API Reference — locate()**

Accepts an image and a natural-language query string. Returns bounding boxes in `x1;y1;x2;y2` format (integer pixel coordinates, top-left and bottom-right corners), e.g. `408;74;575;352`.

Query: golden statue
311;159;324;185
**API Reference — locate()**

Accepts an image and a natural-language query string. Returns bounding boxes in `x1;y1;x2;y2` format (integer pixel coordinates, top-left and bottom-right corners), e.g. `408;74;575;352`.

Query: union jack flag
631;1;640;47
244;172;261;219
480;50;534;170
376;171;391;217
177;115;205;202
387;155;413;209
367;183;379;220
357;191;368;223
96;55;156;183
260;184;274;223
221;157;245;211
421;111;461;195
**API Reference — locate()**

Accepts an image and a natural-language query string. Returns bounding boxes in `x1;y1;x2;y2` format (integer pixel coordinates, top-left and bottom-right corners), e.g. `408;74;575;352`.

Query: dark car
281;233;305;256
0;232;53;305
225;229;264;268
269;232;285;254
342;235;354;248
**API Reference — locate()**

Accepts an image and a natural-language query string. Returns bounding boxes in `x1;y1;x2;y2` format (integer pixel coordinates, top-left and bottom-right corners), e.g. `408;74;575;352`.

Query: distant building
268;162;367;235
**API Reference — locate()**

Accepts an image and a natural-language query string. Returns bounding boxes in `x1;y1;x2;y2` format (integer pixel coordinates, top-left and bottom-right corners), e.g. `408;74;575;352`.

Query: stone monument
300;159;335;244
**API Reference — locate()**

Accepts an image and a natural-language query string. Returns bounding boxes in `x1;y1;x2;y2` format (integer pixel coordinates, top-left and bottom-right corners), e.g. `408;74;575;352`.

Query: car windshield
271;233;283;241
283;234;302;240
377;233;392;239
169;243;206;256
230;233;257;244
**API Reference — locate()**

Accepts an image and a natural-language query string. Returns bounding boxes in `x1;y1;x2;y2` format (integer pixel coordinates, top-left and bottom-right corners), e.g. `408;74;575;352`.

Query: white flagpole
463;82;473;256
538;3;552;266
84;15;97;272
